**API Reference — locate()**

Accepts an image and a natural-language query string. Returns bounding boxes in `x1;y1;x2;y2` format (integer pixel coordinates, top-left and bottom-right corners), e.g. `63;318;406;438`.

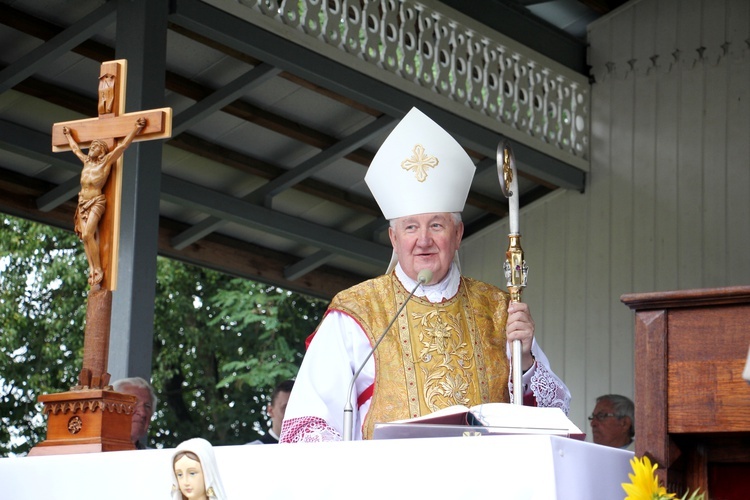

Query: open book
373;403;586;441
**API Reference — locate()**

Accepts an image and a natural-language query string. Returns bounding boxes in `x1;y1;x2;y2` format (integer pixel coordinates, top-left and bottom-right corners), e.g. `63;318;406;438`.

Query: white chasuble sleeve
509;338;572;415
280;311;374;442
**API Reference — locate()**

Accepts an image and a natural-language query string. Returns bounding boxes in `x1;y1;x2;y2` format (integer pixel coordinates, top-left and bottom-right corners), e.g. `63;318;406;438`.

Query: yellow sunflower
622;456;675;500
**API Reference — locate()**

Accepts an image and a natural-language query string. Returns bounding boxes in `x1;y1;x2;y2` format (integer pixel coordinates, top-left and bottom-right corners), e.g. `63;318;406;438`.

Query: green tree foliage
0;216;88;456
150;264;326;448
0;215;327;456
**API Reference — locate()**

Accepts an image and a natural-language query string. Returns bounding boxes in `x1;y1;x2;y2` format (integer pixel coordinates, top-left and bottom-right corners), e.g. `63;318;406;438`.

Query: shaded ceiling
0;0;625;299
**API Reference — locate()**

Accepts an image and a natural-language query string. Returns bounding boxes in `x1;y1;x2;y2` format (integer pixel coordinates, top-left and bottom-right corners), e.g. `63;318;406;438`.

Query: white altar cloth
1;435;633;499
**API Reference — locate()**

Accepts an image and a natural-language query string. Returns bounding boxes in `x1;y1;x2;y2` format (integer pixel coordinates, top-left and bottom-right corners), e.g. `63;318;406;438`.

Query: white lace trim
529;362;570;415
280;416;342;443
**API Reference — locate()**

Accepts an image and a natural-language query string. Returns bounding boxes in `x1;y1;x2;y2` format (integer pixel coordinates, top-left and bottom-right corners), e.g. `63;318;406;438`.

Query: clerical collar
394;263;460;302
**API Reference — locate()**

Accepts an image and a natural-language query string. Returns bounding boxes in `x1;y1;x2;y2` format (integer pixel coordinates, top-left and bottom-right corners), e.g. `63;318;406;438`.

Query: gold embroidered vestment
329;273;510;439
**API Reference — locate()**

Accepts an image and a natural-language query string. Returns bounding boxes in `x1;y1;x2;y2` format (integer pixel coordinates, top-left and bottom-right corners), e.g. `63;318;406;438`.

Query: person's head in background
268;379;294;438
113;376;157;448
589;394;634;448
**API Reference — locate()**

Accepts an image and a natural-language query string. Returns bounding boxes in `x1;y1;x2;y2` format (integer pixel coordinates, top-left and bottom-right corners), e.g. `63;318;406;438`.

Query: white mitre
364;107;475;273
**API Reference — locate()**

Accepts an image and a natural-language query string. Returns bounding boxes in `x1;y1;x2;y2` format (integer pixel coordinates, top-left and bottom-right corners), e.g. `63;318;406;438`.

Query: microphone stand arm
343;278;425;441
498;138;529;405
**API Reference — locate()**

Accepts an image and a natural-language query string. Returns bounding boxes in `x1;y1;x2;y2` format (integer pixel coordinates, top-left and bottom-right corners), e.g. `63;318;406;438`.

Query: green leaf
0;215;327;454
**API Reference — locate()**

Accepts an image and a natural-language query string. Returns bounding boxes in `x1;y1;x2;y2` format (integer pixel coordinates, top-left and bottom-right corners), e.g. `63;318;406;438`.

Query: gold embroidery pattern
460;284;491;404
412;309;473;411
395;284;421;420
401;144;438;182
329;273;511;438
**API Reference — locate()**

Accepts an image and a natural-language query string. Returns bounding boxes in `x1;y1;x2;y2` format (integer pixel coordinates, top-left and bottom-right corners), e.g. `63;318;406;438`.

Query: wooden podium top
621;285;750;498
621;285;750;310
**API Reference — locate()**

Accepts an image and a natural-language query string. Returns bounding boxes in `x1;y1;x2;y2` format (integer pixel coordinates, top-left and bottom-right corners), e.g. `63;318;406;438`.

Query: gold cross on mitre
401;143;439;182
51;59;172;291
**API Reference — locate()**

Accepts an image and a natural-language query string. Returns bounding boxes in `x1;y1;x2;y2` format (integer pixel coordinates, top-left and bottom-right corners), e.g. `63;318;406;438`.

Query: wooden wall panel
725;45;750;282
459;0;750;440
676;48;705;288
632;0;658;296
585;13;615;424
562;190;589;425
654;0;679;73
608;6;636;396
540;199;567;379
702;55;728;286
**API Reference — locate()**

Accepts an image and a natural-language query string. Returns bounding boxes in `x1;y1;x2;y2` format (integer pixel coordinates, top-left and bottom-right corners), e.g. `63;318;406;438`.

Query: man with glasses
589;394;634;450
113;376;157;449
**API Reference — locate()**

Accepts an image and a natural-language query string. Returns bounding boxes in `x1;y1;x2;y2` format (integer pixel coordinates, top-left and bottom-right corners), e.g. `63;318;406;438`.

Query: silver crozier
497;138;528;405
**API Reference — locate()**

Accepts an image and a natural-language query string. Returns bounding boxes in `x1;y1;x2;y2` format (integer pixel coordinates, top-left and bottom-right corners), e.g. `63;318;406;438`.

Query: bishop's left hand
506;302;535;371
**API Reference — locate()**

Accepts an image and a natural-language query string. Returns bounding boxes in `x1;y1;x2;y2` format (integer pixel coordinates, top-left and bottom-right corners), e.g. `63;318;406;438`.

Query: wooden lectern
621;286;750;499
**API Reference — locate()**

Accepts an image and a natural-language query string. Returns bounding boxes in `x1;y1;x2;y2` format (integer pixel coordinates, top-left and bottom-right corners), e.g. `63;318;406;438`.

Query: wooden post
29;60;172;456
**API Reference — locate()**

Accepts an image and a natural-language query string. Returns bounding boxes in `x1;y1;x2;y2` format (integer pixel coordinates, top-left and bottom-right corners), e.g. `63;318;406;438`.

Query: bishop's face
389;212;463;284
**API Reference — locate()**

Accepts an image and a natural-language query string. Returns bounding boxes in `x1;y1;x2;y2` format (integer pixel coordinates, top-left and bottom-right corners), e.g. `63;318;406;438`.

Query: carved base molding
28;389;136;456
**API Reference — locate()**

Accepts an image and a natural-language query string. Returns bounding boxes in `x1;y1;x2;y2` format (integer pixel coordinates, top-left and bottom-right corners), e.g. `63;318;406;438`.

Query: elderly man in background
589;394;635;450
280;108;570;443
113;376;157;449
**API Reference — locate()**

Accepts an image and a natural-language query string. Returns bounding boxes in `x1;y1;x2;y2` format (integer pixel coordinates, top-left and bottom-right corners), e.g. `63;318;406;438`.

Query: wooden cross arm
51;108;172;152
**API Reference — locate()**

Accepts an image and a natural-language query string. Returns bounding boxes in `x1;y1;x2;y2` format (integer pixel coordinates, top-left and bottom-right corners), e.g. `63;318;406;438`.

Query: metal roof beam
1;117;390;267
37;175;79;212
0;2;116;93
283;216;388;280
169;0;586;192
0;119;79;173
172;62;281;136
161;176;392;266
170;114;394;250
261;115;394;203
108;0;170;383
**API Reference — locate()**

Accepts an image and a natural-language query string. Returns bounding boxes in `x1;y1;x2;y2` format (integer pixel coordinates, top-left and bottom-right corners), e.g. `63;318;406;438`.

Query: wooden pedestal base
28;389;137;456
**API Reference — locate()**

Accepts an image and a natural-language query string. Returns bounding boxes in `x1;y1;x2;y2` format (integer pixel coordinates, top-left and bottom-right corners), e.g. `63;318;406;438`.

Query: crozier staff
498;138;528;405
280;107;571;442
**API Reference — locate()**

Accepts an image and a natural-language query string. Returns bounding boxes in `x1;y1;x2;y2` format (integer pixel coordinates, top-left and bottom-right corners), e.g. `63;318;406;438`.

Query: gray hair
596;394;635;438
388;212;462;228
113;376;158;409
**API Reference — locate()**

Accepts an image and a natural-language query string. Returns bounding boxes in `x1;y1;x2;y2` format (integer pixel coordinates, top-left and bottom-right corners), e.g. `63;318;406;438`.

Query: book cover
374;403;586;441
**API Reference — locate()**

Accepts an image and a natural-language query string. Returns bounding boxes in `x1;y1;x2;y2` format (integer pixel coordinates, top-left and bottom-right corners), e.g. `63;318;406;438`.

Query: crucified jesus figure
63;117;147;286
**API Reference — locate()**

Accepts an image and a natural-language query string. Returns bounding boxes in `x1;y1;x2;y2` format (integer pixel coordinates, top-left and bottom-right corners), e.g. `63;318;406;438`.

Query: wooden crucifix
30;60;171;456
49;59;171;391
51;59;171;292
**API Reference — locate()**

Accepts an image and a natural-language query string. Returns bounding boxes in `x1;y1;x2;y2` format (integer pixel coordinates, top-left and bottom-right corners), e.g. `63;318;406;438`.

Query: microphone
342;268;433;441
